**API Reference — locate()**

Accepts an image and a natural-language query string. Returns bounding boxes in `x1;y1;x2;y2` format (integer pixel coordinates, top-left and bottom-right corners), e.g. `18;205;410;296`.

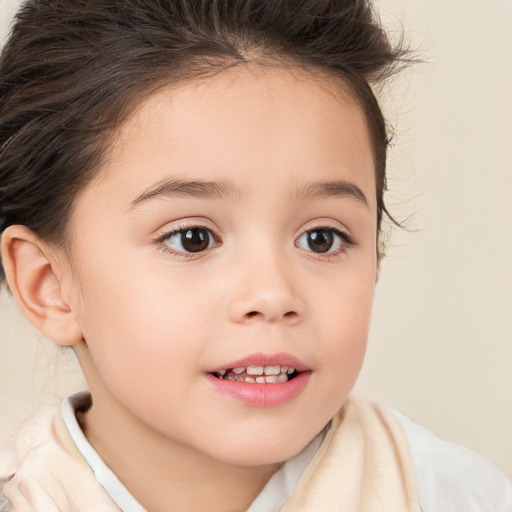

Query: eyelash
296;224;355;260
154;223;221;259
153;223;355;259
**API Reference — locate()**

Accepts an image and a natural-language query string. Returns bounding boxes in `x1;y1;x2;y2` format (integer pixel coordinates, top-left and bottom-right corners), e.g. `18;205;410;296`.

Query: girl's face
67;65;378;465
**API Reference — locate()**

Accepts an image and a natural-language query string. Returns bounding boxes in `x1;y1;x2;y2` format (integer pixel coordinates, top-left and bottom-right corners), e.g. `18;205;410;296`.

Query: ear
0;225;83;346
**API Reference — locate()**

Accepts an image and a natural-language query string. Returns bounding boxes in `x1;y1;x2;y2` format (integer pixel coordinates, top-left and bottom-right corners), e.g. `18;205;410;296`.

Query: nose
228;251;304;326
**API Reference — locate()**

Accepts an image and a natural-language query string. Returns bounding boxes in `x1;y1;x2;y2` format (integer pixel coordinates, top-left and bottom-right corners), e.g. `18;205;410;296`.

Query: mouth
210;365;300;384
205;353;311;406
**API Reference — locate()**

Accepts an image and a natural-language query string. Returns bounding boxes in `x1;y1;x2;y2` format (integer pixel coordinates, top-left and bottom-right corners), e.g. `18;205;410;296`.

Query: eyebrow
128;176;369;210
295;180;369;208
128;177;240;209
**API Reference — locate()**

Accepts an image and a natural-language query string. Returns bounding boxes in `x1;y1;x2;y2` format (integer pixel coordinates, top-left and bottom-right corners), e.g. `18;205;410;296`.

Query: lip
205;352;312;407
205;371;310;407
208;352;311;373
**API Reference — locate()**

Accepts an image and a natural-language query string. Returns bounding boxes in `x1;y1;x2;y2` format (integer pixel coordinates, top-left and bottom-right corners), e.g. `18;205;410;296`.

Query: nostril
240;310;300;323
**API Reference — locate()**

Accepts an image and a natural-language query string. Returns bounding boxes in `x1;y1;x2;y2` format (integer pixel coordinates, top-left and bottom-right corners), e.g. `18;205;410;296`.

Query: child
0;0;510;510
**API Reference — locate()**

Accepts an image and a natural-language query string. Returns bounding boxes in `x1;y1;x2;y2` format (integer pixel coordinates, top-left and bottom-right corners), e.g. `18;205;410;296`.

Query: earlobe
0;225;83;346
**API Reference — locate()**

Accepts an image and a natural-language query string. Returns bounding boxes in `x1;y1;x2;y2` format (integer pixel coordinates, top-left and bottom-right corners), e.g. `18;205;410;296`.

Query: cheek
75;266;211;384
313;267;375;377
75;277;208;428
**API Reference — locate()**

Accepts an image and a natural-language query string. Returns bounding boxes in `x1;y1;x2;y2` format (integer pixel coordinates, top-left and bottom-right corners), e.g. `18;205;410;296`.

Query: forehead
83;64;375;211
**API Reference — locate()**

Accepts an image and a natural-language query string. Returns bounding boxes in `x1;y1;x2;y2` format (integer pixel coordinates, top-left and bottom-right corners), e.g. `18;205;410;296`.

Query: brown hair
0;0;411;283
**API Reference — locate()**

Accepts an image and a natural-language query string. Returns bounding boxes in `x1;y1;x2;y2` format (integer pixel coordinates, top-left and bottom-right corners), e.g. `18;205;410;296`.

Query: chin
209;431;314;467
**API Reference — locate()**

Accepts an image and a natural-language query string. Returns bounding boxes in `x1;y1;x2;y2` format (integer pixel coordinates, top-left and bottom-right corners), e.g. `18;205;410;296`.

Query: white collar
61;391;146;511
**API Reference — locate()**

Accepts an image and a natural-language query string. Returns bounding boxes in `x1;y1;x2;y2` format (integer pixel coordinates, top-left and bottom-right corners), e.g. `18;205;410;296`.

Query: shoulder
0;476;14;512
0;394;122;511
0;408;58;512
391;409;512;512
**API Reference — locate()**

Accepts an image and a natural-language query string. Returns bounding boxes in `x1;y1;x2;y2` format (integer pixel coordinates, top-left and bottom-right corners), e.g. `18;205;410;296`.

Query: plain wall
1;0;511;478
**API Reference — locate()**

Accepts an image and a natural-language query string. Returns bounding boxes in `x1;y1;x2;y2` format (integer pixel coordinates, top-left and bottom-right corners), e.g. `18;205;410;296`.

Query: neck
83;391;279;512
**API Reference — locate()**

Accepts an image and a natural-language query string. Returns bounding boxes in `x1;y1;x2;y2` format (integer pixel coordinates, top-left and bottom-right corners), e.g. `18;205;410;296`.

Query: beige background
1;0;511;478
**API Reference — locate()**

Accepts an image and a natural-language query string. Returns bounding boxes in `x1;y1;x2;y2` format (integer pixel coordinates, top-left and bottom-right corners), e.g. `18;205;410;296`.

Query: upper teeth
246;365;294;375
214;365;297;382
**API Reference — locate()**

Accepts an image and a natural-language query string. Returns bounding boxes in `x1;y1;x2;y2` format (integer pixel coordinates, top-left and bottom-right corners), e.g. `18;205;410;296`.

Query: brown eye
182;228;210;252
307;230;333;253
296;228;346;254
163;227;218;254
